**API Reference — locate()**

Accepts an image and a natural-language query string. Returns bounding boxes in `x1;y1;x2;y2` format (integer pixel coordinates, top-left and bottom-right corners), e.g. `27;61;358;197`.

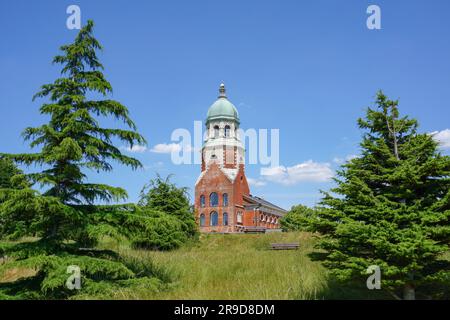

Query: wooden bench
244;227;266;234
270;243;300;250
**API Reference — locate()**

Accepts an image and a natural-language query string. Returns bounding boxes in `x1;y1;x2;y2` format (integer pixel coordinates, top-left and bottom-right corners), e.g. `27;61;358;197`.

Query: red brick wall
195;163;252;233
195;163;235;233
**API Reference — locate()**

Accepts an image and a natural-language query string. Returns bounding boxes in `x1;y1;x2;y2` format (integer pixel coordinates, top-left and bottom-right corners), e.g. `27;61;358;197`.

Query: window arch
214;125;219;138
223;193;228;206
224;125;231;137
200;195;205;207
223;212;228;226
210;192;218;207
200;214;205;227
210;211;218;226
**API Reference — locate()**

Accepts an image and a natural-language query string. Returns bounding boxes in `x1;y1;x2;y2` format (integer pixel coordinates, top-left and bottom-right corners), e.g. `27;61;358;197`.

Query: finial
219;83;226;98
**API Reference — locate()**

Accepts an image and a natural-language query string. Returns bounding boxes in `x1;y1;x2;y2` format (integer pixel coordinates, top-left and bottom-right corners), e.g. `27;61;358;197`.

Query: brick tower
195;84;286;233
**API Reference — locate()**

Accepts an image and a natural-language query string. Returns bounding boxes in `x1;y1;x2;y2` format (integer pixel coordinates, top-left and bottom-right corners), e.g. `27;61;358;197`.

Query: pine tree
0;21;170;300
313;91;450;300
1;20;145;243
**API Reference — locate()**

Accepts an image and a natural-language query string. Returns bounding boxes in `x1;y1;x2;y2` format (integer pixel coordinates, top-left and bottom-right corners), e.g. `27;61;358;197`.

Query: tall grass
3;232;448;300
102;232;329;300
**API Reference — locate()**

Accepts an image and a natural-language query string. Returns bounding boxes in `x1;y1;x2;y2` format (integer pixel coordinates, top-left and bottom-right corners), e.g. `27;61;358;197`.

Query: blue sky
1;0;450;209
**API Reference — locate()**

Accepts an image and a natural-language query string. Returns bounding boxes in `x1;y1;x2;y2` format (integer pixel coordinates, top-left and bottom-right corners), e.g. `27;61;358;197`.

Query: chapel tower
195;84;286;233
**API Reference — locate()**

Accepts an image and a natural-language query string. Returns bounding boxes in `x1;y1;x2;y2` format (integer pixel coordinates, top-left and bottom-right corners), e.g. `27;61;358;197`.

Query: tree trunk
391;119;400;160
386;109;400;161
403;284;415;300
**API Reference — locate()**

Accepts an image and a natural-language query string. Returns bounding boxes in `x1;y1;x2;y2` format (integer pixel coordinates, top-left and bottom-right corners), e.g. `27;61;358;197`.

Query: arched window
224;125;231;137
200;214;205;227
210;211;218;226
223;193;228;206
223;212;228;226
210;192;218;207
200;195;205;207
214;125;219;138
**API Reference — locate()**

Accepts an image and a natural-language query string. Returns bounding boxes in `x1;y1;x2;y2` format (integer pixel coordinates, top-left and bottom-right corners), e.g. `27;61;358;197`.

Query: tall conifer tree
2;20;145;242
313;91;450;300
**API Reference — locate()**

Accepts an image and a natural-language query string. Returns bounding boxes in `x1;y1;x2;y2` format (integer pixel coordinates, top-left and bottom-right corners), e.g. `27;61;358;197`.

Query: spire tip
219;83;226;98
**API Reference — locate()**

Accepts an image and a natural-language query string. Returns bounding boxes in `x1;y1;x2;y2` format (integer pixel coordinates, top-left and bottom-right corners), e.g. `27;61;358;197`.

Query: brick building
195;84;287;233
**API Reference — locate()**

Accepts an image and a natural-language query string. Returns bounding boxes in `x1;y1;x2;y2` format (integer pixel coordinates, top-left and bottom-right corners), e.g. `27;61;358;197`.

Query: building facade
194;84;287;233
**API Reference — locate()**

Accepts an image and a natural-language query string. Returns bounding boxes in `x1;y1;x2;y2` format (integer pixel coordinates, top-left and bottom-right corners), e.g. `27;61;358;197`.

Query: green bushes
85;204;194;251
0;240;166;299
127;211;187;250
0;175;198;298
139;175;198;240
0;188;82;242
280;205;317;232
0;194;193;299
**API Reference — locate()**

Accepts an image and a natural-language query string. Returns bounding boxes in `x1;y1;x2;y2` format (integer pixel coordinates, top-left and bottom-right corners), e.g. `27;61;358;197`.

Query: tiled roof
243;194;287;216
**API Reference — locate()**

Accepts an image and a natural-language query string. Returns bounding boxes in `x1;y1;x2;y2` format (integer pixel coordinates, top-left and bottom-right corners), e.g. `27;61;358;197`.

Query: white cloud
260;160;334;185
247;178;267;187
431;129;450;149
121;145;148;153
333;154;359;164
150;143;182;154
149;143;199;154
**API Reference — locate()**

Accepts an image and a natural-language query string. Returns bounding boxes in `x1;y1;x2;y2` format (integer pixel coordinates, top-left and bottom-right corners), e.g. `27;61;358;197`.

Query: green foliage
0;157;22;189
0;21;173;300
0;158;29;209
1;20;145;243
81;175;200;251
80;204;191;251
281;205;317;232
312;91;450;299
0;188;81;241
139;175;198;239
0;240;166;299
125;210;188;250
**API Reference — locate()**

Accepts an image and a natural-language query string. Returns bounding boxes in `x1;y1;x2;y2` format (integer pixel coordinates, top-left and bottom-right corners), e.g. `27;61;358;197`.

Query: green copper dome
206;84;240;124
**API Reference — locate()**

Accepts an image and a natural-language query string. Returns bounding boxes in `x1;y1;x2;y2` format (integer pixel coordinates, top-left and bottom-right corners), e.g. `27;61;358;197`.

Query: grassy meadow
0;232;405;300
104;232;328;300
